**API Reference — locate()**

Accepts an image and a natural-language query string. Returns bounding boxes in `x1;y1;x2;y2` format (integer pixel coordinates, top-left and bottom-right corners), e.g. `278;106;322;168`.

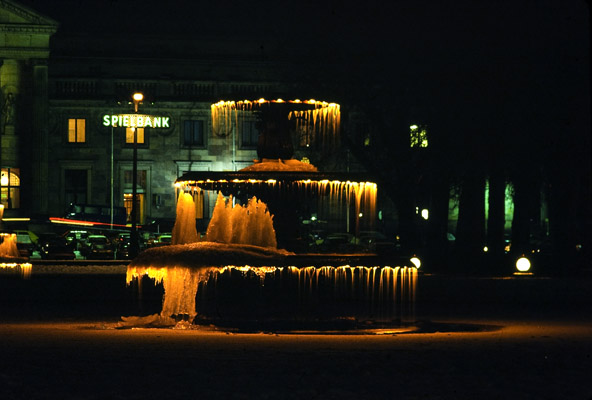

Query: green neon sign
102;114;170;128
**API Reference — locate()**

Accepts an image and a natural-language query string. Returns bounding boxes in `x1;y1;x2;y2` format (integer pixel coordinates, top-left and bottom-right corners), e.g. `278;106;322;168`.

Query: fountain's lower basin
130;241;412;269
127;242;417;327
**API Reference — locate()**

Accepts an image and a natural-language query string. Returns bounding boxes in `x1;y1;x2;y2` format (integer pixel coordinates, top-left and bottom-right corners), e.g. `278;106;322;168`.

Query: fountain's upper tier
175;171;377;193
211;98;340;160
175;170;379;252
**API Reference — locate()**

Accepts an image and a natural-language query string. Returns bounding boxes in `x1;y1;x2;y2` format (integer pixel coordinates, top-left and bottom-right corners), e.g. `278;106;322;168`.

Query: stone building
0;0;56;220
0;0;354;229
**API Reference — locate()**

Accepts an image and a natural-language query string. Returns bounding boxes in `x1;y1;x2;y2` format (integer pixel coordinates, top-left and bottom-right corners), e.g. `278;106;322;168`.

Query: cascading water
125;190;417;328
125;192;288;325
171;191;200;245
123;96;417;330
206;192;277;248
0;233;32;279
195;265;417;325
0;233;20;258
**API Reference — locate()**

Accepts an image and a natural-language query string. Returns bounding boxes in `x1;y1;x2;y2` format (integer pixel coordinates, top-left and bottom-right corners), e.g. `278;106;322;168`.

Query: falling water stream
0;233;32;279
125;190;417;328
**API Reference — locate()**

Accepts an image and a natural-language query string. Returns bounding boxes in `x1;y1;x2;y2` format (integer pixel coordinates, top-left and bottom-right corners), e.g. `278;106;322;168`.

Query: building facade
2;0;351;228
0;0;56;219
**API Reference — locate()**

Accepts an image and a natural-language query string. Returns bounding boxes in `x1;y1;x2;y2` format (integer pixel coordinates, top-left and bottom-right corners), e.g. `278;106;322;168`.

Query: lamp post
130;92;143;258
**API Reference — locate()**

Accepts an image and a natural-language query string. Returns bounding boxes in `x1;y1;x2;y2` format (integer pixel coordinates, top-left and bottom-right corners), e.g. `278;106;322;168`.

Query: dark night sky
17;0;591;154
23;1;588;91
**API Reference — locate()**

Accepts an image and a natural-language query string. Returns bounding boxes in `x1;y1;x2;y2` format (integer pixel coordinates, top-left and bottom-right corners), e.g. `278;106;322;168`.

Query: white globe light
410;256;421;269
421;209;429;220
516;256;531;272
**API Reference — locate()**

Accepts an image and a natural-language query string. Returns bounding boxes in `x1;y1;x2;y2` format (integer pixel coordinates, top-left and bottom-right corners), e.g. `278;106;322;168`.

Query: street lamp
132;92;143;112
130;92;143;258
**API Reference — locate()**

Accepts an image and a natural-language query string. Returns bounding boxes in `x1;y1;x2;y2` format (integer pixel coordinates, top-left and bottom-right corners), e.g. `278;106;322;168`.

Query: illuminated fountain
0;233;32;279
125;98;417;329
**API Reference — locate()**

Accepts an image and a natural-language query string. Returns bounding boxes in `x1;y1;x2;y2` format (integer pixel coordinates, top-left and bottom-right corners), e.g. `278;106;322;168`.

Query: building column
31;60;49;215
0;59;21;167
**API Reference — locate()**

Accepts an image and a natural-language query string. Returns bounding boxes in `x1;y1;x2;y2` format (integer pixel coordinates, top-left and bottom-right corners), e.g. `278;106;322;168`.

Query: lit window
0;168;20;209
410;124;428;148
68;119;86;143
183;120;204;147
240;120;259;148
125;127;145;144
123;169;147;224
123;193;145;224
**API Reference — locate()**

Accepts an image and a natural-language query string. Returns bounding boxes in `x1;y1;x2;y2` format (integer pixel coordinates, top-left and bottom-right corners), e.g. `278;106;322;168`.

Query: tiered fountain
125;98;417;330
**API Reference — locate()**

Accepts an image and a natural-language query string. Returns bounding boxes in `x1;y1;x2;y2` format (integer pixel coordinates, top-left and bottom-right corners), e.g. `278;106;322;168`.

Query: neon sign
102;114;170;128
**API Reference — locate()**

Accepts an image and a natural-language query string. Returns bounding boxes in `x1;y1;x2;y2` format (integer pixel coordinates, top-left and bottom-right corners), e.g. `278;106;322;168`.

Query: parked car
38;233;76;260
115;234;132;259
64;230;90;251
356;231;400;254
13;230;39;257
82;234;114;260
114;232;142;259
319;232;361;253
149;233;172;247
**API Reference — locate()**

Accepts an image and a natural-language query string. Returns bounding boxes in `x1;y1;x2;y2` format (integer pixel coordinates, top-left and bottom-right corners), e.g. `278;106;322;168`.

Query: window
64;169;88;205
125;127;145;144
240;120;259;148
0;168;20;209
123;193;145;224
123;169;147;224
68;118;86;143
410;124;428;148
183;120;204;147
123;169;147;190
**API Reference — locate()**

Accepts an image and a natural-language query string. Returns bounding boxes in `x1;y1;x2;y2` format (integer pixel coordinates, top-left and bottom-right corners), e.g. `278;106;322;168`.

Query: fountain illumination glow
211;98;340;150
0;233;32;279
126;189;417;327
124;97;417;329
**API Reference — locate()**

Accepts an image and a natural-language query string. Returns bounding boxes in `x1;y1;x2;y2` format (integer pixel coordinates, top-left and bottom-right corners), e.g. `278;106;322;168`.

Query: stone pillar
0;59;21;167
31;60;49;215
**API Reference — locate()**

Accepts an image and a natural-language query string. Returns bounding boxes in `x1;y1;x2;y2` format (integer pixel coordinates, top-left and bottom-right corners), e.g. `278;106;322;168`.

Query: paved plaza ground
1;265;591;399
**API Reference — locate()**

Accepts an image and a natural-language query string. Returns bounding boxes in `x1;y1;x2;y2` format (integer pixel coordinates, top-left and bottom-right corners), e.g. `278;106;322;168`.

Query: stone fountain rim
176;171;377;186
129;242;412;269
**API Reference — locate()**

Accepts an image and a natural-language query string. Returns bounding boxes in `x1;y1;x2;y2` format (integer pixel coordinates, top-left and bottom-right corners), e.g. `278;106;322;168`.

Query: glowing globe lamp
516;256;531;272
410;256;421;269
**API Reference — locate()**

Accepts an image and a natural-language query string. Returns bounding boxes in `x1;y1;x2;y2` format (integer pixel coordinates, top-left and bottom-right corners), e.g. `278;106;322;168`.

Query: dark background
17;0;591;271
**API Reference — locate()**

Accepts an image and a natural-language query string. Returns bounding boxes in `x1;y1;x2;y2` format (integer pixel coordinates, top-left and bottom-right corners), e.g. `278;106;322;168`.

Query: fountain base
127;244;417;328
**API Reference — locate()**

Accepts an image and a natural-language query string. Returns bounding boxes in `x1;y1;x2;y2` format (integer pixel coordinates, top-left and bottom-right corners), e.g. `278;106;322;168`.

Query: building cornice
0;23;57;34
0;47;50;59
0;0;58;27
